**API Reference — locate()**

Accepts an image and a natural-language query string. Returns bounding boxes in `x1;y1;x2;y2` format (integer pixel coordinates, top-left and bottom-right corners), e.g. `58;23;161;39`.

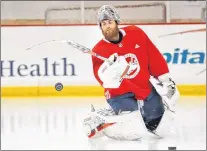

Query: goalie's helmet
97;5;121;26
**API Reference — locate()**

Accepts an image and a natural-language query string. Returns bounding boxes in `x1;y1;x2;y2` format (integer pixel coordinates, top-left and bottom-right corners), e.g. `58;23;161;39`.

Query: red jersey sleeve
135;27;169;77
91;54;103;86
146;34;169;77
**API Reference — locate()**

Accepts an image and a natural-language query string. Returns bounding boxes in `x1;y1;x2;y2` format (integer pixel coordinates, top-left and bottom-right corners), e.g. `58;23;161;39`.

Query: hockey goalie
82;5;180;141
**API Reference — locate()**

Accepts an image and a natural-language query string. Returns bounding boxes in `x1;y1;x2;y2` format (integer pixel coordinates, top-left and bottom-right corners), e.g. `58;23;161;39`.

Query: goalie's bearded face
100;20;119;41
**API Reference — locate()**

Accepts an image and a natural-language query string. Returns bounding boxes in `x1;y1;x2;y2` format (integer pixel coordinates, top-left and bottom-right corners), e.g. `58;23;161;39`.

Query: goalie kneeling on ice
82;74;179;140
82;82;179;140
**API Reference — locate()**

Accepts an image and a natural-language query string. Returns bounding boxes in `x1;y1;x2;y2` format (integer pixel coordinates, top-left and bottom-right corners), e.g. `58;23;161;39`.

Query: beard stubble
102;26;119;41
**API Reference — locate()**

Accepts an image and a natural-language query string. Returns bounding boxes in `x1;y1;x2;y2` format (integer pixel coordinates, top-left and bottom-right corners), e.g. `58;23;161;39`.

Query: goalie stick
26;39;129;79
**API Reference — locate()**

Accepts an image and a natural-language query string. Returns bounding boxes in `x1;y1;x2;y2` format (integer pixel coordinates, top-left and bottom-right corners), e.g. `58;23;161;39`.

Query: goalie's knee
107;92;138;115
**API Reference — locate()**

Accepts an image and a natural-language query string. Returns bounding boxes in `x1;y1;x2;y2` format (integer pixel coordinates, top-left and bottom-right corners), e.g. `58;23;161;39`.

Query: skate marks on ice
1;97;206;150
1;97;106;150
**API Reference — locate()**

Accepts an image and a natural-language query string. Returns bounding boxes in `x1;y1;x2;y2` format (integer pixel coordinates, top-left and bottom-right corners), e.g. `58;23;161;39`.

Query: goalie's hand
150;75;180;112
161;79;176;99
98;53;129;88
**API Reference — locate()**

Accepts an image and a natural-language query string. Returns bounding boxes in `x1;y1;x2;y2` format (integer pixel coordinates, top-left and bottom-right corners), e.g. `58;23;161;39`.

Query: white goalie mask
97;5;121;25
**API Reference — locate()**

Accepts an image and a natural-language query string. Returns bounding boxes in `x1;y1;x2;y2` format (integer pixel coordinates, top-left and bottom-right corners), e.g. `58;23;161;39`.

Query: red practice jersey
92;25;169;100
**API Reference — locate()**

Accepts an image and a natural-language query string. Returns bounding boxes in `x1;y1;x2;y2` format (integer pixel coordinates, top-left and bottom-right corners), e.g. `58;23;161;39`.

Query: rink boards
1;24;206;97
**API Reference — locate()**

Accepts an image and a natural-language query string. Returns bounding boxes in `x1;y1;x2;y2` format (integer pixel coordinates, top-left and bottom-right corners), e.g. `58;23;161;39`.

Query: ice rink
1;96;206;150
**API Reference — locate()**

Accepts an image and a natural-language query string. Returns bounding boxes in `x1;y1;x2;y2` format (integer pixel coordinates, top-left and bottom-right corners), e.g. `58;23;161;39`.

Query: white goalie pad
94;108;148;140
153;108;176;137
101;110;148;141
149;75;179;137
83;106;149;141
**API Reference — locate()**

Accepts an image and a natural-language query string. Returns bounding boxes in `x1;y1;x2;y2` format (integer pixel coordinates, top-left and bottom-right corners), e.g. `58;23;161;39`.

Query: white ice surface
1;96;206;150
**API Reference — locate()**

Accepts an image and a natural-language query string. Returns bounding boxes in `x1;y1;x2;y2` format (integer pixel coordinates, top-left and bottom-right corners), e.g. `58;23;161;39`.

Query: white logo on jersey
123;53;140;79
135;44;140;49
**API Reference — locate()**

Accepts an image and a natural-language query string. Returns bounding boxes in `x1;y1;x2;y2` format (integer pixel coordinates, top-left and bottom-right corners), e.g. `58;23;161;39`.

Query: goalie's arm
133;27;169;77
92;54;148;100
146;37;169;78
92;55;104;86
